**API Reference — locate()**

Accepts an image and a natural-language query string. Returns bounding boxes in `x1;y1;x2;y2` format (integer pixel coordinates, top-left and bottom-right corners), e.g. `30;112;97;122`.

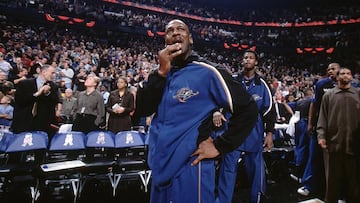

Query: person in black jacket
11;64;61;139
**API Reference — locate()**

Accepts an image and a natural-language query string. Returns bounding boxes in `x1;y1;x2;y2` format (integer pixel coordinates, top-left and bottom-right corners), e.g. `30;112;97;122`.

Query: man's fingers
170;49;182;58
191;157;201;166
191;153;204;166
191;148;203;166
213;112;225;127
165;43;181;54
191;148;199;157
213;117;222;127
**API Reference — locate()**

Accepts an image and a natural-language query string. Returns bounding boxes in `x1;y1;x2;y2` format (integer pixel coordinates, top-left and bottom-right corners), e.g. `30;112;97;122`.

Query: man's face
44;66;56;81
0;72;6;81
242;52;257;70
65;89;73;98
0;96;10;104
15;57;22;64
327;63;340;80
85;75;98;88
165;20;193;62
337;68;353;86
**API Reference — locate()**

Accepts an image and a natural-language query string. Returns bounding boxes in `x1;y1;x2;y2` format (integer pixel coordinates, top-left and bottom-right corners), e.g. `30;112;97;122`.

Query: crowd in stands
0;0;358;128
7;0;359;23
0;1;359;202
0;19;358;131
2;0;359;53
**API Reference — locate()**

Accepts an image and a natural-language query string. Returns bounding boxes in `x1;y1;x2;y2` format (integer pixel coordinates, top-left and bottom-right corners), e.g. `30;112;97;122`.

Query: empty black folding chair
81;130;116;190
1;131;48;203
39;131;86;203
109;130;151;197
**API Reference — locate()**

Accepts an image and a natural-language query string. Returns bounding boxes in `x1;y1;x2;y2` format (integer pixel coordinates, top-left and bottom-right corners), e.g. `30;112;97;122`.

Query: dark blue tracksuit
301;77;336;194
134;53;258;203
294;96;312;169
217;74;275;203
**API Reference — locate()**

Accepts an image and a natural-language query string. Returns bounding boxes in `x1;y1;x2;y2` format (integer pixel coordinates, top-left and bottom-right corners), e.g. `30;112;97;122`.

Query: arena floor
0;143;323;203
1;178;323;203
1;165;324;203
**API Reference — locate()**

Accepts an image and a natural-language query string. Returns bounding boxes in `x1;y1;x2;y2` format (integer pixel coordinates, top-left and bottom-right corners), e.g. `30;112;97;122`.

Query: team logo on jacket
174;87;199;103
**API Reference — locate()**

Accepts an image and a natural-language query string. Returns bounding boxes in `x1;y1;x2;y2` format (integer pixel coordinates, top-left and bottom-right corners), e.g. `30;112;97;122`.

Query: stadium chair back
0;131;48;203
40;131;87;203
106;130;151;197
83;131;116;175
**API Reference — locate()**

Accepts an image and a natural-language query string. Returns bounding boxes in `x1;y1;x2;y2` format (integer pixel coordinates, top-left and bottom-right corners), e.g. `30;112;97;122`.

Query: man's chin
340;80;351;85
172;54;186;66
244;66;255;71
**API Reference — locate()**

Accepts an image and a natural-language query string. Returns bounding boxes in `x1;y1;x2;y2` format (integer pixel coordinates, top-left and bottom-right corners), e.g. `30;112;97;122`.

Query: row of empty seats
0;129;151;203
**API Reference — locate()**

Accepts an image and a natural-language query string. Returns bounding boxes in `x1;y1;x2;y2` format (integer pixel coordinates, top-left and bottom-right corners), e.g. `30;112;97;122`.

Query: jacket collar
238;72;262;85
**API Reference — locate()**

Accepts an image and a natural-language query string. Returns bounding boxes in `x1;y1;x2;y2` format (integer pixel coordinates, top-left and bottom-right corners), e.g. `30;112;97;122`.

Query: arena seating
0;131;48;203
39;131;87;203
110;130;151;196
82;130;116;198
0;129;151;202
83;130;116;175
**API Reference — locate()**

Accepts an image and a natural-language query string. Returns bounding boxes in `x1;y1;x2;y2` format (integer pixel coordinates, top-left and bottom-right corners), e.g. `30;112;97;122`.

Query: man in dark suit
11;64;62;139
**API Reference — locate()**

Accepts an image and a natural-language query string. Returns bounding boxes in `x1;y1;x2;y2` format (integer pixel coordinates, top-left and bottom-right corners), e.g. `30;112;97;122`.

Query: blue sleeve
210;67;259;154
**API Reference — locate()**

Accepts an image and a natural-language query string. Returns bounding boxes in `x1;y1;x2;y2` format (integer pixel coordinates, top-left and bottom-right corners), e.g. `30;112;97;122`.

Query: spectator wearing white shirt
60;59;74;89
0;52;13;77
0;95;14;128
